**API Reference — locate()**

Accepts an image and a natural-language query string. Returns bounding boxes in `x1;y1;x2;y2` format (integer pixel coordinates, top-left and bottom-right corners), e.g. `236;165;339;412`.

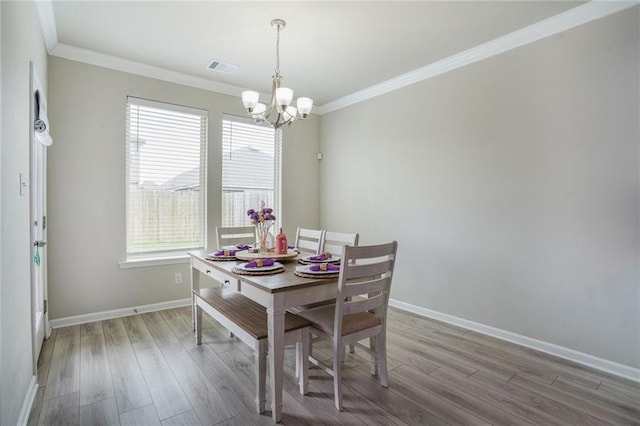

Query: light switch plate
19;172;27;196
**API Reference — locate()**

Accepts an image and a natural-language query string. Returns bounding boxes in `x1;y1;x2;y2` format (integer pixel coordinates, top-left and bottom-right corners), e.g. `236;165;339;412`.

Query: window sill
119;254;191;269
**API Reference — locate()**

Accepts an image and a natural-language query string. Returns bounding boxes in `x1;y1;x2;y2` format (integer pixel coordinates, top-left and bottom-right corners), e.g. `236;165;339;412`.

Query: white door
30;63;50;373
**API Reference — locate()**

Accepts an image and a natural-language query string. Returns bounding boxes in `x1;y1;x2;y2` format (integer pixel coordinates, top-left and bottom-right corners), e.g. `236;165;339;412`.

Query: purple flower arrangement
247;203;276;224
248;201;276;252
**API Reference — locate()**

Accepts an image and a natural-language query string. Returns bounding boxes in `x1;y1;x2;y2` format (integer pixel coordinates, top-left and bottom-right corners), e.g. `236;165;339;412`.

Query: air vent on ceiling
208;59;238;73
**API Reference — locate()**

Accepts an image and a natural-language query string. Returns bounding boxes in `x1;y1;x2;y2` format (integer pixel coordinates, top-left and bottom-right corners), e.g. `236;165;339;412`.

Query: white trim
17;375;38;426
49;298;191;329
35;0;57;53
318;0;640;114
50;43;248;98
389;298;640;384
118;255;190;269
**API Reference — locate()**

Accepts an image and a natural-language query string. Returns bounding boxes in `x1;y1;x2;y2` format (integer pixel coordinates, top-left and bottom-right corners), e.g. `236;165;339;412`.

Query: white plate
207;252;236;258
238;261;283;272
302;255;340;263
222;245;252;251
296;265;340;275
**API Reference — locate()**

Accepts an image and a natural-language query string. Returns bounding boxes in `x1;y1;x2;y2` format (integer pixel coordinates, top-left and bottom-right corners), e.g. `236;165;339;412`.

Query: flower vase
256;221;273;253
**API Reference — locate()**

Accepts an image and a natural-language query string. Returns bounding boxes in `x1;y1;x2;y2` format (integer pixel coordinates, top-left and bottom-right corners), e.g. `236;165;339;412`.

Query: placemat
294;270;340;279
205;256;237;261
232;266;286;276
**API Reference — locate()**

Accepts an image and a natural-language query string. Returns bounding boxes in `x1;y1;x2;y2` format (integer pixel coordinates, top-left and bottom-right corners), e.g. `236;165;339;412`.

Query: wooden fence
127;188;202;252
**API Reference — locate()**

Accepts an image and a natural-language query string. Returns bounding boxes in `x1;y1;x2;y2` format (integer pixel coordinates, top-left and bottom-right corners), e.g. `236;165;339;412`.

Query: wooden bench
193;286;310;413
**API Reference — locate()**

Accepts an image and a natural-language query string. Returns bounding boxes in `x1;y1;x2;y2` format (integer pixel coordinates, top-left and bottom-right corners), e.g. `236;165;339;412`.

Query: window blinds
222;116;279;227
126;97;207;255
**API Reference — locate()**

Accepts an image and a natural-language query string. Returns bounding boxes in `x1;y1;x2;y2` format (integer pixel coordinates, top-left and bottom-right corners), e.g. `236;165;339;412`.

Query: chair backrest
334;241;398;337
294;227;324;256
216;225;256;249
322;231;359;258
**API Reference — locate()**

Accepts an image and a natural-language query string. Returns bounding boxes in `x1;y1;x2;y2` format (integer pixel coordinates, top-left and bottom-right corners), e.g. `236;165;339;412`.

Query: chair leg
378;333;388;387
195;305;203;345
255;341;267;413
333;339;343;411
298;329;309;395
369;336;377;376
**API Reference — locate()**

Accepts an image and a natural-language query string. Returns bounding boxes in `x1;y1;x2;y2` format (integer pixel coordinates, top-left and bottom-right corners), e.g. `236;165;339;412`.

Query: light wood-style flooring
29;306;640;425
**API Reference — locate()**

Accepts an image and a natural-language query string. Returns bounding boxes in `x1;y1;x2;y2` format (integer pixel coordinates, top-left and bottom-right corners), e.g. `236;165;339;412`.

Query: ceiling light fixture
241;19;313;129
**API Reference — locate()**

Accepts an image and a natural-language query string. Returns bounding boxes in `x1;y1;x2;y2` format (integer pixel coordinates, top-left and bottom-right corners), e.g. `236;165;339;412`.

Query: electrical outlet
174;272;183;285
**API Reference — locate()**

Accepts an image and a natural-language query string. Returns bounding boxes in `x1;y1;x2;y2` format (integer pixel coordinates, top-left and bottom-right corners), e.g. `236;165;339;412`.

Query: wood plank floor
29;306;640;425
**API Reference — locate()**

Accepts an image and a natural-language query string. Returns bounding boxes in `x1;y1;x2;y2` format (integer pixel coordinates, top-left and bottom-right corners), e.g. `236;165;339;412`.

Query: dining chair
296;241;398;411
294;227;324;256
216;225;256;249
318;230;360;354
321;231;359;258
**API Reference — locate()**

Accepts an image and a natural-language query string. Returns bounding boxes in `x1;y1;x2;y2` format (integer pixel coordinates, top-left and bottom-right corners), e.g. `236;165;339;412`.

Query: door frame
29;62;50;375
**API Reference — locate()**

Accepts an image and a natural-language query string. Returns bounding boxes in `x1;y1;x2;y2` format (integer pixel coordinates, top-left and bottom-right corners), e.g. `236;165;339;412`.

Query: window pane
222;117;277;226
126;98;207;255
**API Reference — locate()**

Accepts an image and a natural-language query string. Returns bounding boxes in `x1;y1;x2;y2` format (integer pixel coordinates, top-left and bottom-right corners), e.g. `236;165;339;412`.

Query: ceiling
48;1;586;108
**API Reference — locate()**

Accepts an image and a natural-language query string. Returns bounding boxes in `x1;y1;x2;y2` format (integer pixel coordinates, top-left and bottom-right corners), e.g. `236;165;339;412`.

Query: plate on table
205;252;237;261
295;265;340;275
238;261;284;272
222;245;253;251
301;255;340;264
236;250;298;261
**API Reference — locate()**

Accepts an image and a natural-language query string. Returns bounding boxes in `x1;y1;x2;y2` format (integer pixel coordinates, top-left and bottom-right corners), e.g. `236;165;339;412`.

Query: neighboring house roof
222;146;274;190
138;146;273;191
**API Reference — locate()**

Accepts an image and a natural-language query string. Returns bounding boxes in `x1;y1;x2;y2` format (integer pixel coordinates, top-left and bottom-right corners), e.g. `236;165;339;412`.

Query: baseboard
389;298;640;383
17;375;38;426
49;298;191;328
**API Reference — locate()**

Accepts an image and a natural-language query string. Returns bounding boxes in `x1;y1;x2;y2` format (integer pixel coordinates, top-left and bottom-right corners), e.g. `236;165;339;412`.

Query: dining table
188;249;340;422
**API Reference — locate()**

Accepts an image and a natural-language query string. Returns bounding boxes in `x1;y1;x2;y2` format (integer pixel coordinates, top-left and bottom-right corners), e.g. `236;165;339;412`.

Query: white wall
1;1;48;424
47;57;320;319
320;7;639;368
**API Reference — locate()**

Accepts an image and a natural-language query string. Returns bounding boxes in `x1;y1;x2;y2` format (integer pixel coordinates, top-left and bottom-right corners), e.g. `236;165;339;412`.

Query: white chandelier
241;19;313;129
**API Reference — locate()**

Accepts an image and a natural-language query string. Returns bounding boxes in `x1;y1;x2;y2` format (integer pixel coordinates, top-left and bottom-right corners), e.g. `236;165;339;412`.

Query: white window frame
121;97;208;267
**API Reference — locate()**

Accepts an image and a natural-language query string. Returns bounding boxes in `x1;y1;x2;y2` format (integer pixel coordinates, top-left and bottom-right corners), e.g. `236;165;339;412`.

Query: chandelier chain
275;24;281;76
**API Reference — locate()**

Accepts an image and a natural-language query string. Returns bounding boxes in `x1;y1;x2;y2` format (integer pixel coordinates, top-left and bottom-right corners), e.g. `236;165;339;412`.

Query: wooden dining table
188;249;339;422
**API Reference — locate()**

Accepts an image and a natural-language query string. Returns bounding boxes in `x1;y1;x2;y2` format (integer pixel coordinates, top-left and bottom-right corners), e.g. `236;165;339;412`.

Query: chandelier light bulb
241;91;259;111
275;87;293;110
284;106;297;121
296;97;313;117
251;102;266;116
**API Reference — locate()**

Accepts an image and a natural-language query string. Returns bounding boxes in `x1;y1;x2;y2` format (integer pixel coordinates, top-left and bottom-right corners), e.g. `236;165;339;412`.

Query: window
222;115;281;227
125;97;207;257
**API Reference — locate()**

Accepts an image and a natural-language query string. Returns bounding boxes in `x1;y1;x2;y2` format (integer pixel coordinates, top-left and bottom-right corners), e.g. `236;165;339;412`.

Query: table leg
267;306;285;423
190;264;200;331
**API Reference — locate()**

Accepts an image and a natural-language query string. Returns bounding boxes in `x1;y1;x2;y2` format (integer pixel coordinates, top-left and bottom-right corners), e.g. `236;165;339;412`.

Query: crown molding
50;43;252;98
317;0;639;115
37;1;639;114
35;0;57;52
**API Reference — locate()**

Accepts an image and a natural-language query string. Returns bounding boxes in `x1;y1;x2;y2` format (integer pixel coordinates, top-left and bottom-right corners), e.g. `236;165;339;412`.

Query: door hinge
44;299;48;314
43;215;46;230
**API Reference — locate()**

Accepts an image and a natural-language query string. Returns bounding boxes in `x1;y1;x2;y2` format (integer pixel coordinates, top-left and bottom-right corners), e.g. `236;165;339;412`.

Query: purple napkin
310;263;340;272
235;244;251;250
288;245;296;249
214;249;236;256
244;258;275;268
309;252;332;261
